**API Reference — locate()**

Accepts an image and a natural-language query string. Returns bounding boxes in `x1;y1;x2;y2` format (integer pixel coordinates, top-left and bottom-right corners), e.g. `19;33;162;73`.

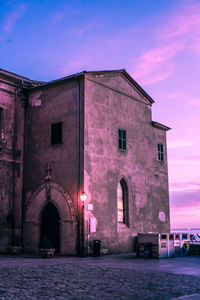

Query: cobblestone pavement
0;254;200;299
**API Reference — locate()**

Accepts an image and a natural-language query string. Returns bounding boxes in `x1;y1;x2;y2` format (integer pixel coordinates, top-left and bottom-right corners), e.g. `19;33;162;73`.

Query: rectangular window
51;122;62;145
158;143;164;161
118;129;126;151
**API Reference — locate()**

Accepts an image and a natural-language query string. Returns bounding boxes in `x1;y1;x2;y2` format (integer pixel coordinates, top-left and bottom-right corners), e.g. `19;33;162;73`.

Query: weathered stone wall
84;72;170;253
0;77;25;252
24;78;84;254
0;69;170;255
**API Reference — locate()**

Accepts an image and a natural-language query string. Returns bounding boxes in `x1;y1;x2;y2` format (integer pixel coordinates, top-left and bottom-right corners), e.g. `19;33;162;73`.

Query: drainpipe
21;91;28;251
76;78;80;216
11;88;18;245
76;77;81;256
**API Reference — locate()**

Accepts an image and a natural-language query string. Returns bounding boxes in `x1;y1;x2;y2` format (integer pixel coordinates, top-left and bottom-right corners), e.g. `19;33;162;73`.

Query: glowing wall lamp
80;191;87;205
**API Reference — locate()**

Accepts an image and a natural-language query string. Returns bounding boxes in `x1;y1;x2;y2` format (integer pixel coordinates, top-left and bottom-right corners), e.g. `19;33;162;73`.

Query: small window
158;143;164;161
118;129;126;151
160;234;167;240
182;233;187;240
117;178;129;226
51;122;62;145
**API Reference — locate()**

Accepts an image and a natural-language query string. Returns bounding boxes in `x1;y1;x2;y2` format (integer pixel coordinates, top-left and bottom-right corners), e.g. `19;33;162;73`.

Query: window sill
50;143;63;147
118;148;127;152
156;159;165;164
118;221;129;228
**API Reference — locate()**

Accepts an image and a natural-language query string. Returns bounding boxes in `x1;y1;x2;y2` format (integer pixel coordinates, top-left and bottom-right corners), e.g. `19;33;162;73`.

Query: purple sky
1;0;200;229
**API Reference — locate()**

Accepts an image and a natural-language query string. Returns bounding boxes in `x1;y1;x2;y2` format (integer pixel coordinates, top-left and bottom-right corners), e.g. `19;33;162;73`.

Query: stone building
0;68;170;255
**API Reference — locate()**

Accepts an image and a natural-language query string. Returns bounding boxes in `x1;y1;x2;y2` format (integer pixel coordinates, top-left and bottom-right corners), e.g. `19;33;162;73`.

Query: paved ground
0;253;200;299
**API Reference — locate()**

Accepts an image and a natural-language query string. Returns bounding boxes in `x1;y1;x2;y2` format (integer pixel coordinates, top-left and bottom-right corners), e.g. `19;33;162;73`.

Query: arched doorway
24;182;76;254
40;202;60;253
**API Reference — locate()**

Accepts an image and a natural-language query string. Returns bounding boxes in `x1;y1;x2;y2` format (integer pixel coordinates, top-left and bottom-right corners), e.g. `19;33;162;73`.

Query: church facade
0;68;170;255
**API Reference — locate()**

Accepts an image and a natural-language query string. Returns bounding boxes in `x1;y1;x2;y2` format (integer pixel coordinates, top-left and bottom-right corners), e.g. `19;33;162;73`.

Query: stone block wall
83;71;170;254
0;74;25;252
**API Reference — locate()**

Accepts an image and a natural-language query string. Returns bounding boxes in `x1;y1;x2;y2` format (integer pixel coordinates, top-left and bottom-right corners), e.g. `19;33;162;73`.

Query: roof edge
27;71;86;91
0;68;44;87
84;69;155;104
152;121;171;131
25;69;155;104
120;70;155;104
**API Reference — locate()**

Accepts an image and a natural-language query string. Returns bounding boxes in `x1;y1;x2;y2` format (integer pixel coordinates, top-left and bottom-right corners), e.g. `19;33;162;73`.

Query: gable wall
84;73;170;253
90;72;148;104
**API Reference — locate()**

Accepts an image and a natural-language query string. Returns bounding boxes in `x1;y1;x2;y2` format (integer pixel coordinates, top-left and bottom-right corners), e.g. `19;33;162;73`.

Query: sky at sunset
1;0;200;229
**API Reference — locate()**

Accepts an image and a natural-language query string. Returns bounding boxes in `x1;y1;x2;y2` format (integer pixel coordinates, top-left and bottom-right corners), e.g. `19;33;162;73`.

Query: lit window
158;143;164;161
51;122;62;145
117;183;124;223
118;129;126;151
117;179;129;226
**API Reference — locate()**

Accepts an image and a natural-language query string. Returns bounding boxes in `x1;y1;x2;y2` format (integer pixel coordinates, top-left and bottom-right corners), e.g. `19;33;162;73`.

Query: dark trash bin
93;240;101;257
138;242;152;258
143;243;152;258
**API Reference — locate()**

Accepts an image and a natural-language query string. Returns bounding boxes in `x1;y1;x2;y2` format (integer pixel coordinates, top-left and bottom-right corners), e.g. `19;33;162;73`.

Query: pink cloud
50;3;82;25
160;3;200;40
133;42;184;85
185;97;200;107
71;15;104;37
159;2;200;53
162;93;200;107
169;182;200;192
50;7;79;24
169;159;200;166
183;155;200;161
167;140;194;149
170;205;200;228
61;57;90;76
162;92;184;99
170;204;200;227
170;188;200;228
4;3;27;33
51;12;65;23
132;2;200;85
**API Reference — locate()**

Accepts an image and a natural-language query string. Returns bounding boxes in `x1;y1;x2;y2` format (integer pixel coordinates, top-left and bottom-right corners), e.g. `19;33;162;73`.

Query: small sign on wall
159;211;166;222
90;217;97;233
88;203;93;211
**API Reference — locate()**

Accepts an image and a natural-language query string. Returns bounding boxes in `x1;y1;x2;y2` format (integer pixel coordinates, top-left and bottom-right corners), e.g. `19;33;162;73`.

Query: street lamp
80;191;87;257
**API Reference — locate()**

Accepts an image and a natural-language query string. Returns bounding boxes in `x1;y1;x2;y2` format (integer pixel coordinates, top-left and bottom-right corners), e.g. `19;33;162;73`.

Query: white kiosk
168;233;175;257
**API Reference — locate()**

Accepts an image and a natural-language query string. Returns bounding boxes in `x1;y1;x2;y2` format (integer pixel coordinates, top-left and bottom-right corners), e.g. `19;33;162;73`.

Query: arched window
117;178;129;226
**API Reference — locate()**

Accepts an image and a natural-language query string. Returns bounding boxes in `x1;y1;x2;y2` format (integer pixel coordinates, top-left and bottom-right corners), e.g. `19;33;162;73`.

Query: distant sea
171;229;200;243
171;228;200;234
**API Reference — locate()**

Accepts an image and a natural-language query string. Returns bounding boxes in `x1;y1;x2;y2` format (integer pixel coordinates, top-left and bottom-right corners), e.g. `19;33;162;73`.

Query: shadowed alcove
40;202;60;253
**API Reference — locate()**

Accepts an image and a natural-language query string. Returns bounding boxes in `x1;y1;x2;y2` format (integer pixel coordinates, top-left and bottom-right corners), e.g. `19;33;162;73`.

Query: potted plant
40;236;55;258
7;235;22;254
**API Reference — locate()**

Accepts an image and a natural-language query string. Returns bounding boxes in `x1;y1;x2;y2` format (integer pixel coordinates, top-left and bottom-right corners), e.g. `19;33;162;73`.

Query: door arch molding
25;182;76;222
24;182;77;254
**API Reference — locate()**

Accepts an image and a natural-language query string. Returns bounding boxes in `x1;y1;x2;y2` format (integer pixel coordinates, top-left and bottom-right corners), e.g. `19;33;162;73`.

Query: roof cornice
152;121;171;131
25;69;155;105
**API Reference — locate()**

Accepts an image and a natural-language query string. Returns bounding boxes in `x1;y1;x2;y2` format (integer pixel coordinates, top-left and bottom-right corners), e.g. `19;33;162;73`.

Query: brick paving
0;255;200;299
